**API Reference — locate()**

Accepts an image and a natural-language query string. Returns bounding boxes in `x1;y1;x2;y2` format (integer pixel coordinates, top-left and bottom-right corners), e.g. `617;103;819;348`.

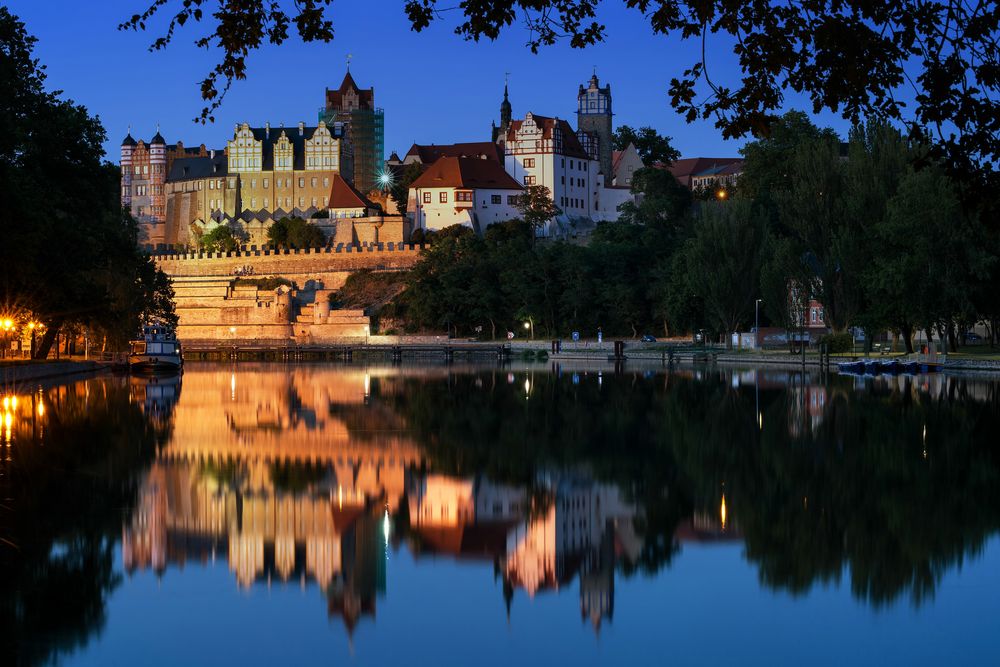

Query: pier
181;340;513;363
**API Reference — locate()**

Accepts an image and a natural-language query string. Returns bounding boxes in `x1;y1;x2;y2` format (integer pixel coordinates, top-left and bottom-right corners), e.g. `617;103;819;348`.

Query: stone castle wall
155;244;422;278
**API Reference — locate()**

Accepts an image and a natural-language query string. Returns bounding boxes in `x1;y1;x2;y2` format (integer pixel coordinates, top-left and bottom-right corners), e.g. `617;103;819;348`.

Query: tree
266;217;326;248
681;200;763;345
612;126;680;166
120;1;1000;176
199;224;239;252
617;167;692;225
389;163;425;215
0;8;175;357
514;185;561;237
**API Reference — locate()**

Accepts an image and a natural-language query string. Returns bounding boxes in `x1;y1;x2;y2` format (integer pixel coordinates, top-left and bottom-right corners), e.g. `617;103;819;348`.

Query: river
2;363;998;665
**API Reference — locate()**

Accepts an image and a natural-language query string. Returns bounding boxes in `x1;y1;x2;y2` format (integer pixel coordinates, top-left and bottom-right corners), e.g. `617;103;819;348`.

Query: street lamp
716;189;728;200
755;299;763;349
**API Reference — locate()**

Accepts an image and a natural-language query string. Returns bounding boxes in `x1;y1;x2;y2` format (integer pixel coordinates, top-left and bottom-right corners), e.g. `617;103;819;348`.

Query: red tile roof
664;157;743;186
410;156;523;191
405;142;502;164
328;173;374;210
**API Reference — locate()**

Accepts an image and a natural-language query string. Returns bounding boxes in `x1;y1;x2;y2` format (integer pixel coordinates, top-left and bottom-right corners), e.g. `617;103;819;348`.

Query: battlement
153;243;423;278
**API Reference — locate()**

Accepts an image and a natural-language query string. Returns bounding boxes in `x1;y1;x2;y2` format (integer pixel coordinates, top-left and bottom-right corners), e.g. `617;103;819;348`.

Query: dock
181;340;513;363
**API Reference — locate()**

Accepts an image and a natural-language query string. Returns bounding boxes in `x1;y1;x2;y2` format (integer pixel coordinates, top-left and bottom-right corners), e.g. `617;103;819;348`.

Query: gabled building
612;143;644;187
320;70;385;193
409;156;523;233
666;157;743;190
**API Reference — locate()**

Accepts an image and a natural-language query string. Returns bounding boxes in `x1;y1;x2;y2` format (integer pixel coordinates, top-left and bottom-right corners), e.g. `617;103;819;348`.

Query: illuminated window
456;191;472;202
439;192;448;203
423;192;431;203
524;158;535;168
524;175;535;185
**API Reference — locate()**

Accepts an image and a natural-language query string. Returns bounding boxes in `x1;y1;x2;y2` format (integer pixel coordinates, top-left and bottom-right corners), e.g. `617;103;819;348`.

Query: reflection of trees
659;374;1000;607
0;378;167;666
387;369;1000;607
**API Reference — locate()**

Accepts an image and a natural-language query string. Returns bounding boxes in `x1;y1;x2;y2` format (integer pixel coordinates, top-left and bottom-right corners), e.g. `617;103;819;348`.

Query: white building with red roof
409;156;524;233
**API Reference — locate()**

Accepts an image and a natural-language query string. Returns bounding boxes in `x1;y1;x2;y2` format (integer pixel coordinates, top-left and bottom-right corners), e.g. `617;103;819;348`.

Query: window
508;195;518;205
561;158;565;168
561;176;565;185
423;192;431;203
491;195;501;204
251;198;257;208
264;198;269;209
456;191;473;202
524;158;535;168
524;175;536;185
298;197;304;207
311;197;317;207
439;192;448;203
263;178;269;188
323;177;329;187
311;177;317;187
298;177;305;187
251;178;257;188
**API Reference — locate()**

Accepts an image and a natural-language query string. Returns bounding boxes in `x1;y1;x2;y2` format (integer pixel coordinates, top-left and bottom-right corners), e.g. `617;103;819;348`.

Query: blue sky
10;0;853;162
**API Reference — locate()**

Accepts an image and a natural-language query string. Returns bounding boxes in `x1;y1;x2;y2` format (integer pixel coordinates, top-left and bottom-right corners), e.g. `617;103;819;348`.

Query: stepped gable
505;114;590;160
409;156;523;191
325;71;374;110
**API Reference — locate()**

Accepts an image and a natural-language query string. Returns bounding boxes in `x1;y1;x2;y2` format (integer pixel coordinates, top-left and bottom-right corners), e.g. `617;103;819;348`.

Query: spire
500;73;512;129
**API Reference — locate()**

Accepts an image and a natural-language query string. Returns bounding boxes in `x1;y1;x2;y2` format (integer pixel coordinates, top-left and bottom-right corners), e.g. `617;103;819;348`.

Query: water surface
2;363;998;666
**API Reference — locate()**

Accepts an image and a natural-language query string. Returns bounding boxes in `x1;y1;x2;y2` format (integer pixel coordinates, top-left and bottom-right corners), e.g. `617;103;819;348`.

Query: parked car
641;334;657;343
964;332;983;345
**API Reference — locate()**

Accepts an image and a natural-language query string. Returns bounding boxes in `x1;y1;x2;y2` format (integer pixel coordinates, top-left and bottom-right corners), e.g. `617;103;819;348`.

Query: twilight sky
10;0;853;162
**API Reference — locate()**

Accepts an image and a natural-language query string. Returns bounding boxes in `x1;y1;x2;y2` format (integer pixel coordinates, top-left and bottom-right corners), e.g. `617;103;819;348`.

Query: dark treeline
388;113;999;349
0;379;169;666
0;9;174;356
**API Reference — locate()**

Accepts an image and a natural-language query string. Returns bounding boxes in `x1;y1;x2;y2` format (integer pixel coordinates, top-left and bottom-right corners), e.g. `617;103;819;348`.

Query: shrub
235;277;296;291
820;332;853;353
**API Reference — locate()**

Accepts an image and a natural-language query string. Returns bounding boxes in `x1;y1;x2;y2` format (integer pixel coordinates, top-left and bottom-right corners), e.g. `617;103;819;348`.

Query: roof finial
127;124;132;135
346;53;352;71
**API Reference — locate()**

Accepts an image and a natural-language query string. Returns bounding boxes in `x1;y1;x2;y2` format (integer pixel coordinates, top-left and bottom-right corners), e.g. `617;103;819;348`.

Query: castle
121;71;393;250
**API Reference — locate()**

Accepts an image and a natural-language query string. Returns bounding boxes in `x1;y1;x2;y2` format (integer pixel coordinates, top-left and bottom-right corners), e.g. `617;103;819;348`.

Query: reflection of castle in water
121;366;653;633
407;473;641;630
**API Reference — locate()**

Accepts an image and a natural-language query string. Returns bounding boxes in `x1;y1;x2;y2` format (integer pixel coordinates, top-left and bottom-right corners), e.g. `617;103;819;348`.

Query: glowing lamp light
720;494;727;531
716;189;728;200
523;321;530;330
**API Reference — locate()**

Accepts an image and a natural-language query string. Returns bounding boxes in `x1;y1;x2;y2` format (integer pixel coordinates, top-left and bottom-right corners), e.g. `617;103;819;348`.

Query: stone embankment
0;361;109;384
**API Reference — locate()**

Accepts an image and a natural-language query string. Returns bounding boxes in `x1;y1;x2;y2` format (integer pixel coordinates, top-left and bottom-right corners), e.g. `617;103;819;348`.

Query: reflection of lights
720;494;727;531
758;412;763;430
37;400;44;417
523;377;531;397
922;424;928;459
364;373;371;398
507;373;514;384
2;396;8;410
338;485;343;509
11;396;17;411
383;508;390;541
230;373;236;400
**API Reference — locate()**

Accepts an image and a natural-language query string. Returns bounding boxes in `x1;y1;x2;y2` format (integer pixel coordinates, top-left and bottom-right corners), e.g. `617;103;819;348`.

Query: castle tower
492;78;513;143
120;129;136;211
577;73;613;180
149;128;167;223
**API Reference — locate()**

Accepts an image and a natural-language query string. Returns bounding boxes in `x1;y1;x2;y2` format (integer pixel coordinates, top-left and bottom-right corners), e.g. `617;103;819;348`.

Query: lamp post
755;299;763;349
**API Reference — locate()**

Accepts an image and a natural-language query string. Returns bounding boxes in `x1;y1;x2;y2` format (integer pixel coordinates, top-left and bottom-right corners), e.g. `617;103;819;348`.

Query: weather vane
346;53;352;70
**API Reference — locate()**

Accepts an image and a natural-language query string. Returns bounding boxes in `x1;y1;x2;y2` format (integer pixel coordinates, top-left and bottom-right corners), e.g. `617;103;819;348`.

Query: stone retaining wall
154;244;422;278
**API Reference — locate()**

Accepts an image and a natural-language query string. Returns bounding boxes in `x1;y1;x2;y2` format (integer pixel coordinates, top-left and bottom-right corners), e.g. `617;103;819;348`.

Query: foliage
612;125;680;165
819;332;853;353
120;1;1000;176
234;276;296;291
389;163;425;215
266;217;326;248
514;185;561;234
198;224;240;252
0;8;174;355
679;200;764;343
618;167;692;224
331;269;409;313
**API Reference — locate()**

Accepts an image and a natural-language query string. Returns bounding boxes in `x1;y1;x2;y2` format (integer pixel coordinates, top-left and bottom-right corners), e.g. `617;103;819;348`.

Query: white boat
128;325;183;374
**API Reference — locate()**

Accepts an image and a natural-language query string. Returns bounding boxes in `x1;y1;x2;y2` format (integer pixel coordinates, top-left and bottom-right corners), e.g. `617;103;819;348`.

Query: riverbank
0;360;111;384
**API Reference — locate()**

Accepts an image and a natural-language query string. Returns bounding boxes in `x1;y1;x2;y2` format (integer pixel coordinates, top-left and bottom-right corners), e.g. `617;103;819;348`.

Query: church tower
577;73;613;181
492;78;513;143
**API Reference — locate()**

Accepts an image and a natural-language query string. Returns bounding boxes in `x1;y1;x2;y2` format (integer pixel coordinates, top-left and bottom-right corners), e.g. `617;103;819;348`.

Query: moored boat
128;324;182;374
